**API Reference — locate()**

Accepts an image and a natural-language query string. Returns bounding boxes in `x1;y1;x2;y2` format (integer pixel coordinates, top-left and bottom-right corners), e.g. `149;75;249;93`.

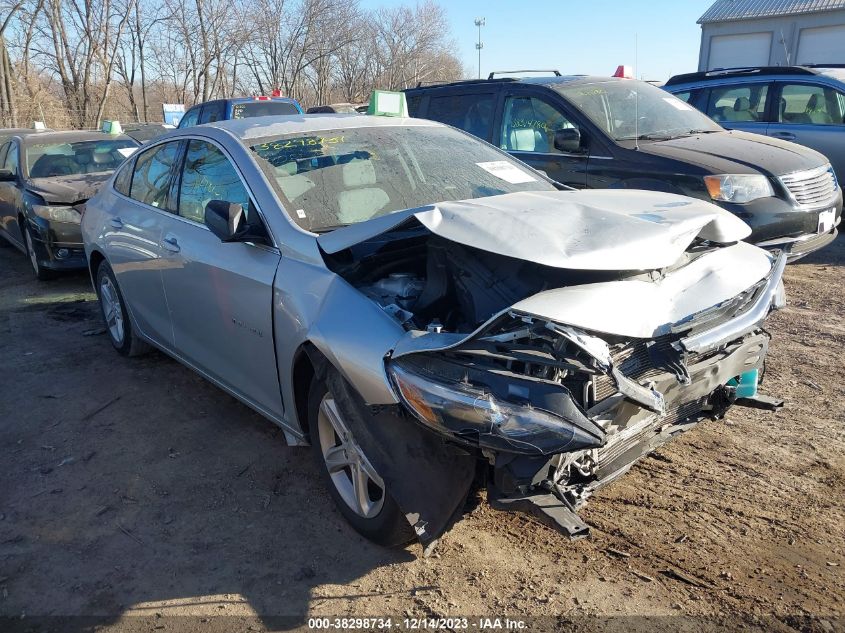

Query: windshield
232;101;300;119
249;125;555;231
556;80;722;141
26;139;137;178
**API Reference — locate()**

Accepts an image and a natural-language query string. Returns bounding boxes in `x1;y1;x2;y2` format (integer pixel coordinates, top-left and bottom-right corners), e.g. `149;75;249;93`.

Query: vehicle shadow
0;249;420;632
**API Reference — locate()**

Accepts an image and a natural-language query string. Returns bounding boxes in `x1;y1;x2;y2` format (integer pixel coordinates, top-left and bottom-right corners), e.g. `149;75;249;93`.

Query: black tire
23;223;55;281
94;261;150;357
308;377;414;547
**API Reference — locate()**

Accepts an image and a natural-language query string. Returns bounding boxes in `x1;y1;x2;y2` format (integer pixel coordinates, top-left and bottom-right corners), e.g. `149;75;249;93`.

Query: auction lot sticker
476;161;537;184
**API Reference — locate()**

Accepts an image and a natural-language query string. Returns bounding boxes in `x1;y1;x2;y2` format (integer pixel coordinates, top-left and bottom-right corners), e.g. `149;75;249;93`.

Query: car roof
18;130;137;146
406;74;631;93
204;113;441;141
666;65;845;87
226;96;299;104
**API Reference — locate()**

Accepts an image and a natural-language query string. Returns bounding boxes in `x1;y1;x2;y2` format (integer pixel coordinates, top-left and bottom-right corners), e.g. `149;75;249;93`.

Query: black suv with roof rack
663;65;845;184
404;71;842;260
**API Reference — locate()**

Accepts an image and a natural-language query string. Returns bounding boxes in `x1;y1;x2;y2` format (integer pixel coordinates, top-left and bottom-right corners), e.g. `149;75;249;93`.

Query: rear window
231;101;300;119
26;139;138;178
424;93;496;141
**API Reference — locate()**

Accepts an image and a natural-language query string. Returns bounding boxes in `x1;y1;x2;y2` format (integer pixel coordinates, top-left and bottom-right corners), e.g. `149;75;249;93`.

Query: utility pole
474;17;485;79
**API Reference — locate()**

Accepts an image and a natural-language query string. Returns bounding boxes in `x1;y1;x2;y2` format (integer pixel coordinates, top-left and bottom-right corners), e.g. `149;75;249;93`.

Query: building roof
698;0;845;23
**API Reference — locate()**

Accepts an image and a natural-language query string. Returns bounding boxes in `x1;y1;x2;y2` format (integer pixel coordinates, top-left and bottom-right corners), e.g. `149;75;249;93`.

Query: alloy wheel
317;394;385;519
99;275;125;345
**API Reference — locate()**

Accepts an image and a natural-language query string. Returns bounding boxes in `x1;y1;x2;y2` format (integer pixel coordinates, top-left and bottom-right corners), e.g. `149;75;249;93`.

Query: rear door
700;81;772;137
157;137;283;415
497;88;588;187
768;81;845;182
105;140;182;347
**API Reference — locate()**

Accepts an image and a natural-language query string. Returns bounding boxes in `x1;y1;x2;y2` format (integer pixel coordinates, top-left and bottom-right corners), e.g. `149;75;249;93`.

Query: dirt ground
1;235;844;633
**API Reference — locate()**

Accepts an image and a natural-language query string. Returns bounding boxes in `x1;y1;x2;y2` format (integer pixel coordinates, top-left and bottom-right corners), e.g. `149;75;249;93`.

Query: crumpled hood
26;173;112;205
318;189;751;271
639;130;828;176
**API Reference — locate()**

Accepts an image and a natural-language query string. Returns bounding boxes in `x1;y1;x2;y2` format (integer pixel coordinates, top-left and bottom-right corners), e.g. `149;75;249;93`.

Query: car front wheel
23;224;55;281
95;261;149;356
308;377;413;547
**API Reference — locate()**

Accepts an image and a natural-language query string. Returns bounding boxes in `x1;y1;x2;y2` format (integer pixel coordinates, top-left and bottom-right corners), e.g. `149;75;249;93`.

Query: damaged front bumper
385;250;788;541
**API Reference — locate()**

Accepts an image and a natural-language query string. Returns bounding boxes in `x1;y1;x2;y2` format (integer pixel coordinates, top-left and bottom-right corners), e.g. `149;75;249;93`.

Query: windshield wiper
311;224;350;234
687;129;719;135
617;132;675;141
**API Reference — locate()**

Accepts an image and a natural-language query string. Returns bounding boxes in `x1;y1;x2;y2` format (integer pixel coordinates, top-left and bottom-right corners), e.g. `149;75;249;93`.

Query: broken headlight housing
388;357;602;456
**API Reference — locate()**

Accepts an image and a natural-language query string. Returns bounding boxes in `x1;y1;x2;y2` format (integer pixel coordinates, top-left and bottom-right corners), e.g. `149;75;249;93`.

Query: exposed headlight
388;358;600;456
704;174;774;203
32;204;81;224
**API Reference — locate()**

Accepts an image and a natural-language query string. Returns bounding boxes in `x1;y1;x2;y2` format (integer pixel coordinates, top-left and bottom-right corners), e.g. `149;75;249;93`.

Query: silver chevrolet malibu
81;114;786;551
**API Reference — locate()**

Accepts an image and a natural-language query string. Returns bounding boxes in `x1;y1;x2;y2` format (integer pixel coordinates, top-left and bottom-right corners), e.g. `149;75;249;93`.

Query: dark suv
405;73;842;259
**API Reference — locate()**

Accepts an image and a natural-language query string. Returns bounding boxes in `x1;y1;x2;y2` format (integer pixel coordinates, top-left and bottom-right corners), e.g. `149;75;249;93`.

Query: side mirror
0;168;15;182
204;200;268;244
554;128;584;154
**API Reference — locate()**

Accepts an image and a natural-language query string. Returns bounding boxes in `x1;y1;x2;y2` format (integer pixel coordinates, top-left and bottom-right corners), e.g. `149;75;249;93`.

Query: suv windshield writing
249;125;555;231
557;80;722;141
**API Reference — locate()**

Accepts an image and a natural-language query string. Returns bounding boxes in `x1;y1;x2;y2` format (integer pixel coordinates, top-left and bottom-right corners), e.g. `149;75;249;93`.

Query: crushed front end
385;250;787;539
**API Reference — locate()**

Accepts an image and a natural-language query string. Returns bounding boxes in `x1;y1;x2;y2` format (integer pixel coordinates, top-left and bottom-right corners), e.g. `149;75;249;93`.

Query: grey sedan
81;114;786;550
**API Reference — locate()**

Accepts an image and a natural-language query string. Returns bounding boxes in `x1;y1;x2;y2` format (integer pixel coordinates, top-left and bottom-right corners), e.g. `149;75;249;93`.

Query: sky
360;0;717;82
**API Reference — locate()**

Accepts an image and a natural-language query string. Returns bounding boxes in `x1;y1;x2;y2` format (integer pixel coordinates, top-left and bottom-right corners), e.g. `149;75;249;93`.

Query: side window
673;91;692;103
177;140;250;225
199;102;225;124
3;142;18;175
113;159;134;196
779;83;845;125
406;94;422;117
425;93;495;141
0;142;10;171
500;95;579;154
705;83;769;122
129;142;180;209
178;107;200;129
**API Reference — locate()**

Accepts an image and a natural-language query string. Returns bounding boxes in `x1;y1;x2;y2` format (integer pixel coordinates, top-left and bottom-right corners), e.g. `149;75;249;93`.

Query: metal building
698;0;845;70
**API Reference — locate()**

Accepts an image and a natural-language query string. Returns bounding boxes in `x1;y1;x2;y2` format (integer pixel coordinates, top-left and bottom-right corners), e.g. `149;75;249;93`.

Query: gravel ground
0;236;843;633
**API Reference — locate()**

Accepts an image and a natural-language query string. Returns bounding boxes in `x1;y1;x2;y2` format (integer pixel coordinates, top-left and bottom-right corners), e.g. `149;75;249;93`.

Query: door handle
109;217;123;229
772;132;796;141
161;234;180;253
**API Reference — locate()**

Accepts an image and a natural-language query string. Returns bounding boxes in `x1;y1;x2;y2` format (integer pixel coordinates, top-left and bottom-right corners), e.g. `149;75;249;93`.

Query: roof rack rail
665;65;820;86
802;63;845;69
488;69;562;80
413;77;519;89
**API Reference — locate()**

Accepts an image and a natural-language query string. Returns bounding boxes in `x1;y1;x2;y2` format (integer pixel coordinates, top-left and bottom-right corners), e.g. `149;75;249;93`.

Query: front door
158;138;283;415
497;92;588;188
768;82;845;183
700;82;771;138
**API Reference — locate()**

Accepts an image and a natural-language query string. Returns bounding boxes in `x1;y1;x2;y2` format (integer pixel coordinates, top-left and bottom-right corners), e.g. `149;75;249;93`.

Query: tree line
0;0;464;129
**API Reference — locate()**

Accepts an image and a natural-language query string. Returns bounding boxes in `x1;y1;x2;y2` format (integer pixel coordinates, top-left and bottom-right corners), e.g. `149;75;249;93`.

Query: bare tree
0;0;27;126
4;0;463;123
